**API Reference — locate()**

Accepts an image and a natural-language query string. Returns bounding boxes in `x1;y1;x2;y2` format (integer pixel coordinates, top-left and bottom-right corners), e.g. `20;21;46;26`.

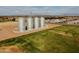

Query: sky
0;6;79;16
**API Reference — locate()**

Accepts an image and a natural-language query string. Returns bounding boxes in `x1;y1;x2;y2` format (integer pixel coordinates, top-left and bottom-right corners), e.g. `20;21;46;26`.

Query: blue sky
0;6;79;16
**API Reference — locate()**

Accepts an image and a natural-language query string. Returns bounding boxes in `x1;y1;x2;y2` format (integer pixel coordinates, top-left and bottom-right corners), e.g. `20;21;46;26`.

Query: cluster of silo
18;16;45;32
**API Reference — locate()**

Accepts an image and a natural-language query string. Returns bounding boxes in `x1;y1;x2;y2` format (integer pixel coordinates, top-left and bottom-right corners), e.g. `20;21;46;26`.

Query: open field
0;22;60;41
0;25;79;52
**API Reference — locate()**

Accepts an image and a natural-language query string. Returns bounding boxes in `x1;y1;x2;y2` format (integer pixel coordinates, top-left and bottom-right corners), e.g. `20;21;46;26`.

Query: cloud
0;6;79;16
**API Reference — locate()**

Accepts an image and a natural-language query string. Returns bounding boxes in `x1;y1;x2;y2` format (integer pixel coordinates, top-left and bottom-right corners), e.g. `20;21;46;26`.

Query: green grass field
0;25;79;53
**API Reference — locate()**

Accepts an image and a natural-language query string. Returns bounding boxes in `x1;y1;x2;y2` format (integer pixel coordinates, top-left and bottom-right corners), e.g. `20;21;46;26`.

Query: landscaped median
0;25;79;53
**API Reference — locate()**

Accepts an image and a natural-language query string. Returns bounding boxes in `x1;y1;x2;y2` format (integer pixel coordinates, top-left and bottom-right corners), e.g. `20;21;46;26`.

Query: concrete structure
27;17;33;30
18;16;45;32
18;17;25;32
40;17;45;28
34;17;40;29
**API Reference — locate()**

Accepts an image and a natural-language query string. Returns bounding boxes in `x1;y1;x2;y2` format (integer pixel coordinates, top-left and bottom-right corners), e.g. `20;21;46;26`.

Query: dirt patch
0;45;23;53
58;32;72;37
